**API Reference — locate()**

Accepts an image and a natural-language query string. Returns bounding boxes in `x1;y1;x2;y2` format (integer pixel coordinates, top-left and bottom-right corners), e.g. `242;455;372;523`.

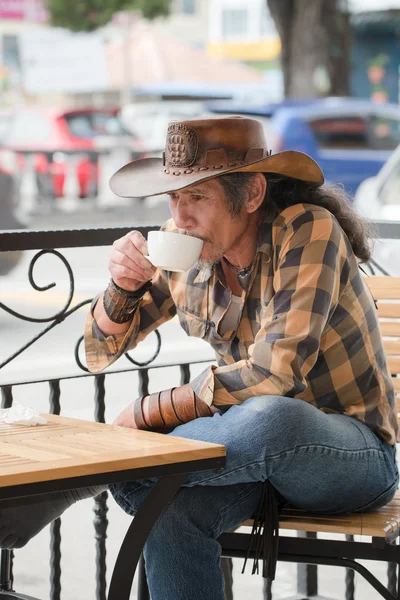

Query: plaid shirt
85;203;398;445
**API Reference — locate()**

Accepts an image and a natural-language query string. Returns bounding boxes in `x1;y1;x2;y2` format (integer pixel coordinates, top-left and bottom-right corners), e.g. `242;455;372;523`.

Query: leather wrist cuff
133;395;150;430
102;279;152;324
133;386;213;431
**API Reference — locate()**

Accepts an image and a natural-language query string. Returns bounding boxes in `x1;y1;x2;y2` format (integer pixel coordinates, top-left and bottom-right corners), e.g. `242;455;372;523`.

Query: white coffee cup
147;231;204;272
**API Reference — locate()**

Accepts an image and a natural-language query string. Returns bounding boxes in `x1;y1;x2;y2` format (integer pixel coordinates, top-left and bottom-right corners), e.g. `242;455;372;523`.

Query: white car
354;144;400;275
119;101;210;154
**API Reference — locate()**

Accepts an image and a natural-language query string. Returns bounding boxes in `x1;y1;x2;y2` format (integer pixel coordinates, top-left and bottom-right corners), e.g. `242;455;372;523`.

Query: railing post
345;535;355;600
263;577;273;599
1;385;13;409
49;380;61;416
388;561;398;596
50;520;62;600
48;379;62;600
94;491;109;600
180;364;191;385
93;374;108;600
139;369;150;397
221;557;233;600
137;556;150;600
0;389;14;593
94;374;106;424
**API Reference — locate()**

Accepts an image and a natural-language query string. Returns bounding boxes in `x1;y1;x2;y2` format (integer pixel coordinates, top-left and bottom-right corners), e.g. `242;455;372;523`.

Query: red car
0;107;146;199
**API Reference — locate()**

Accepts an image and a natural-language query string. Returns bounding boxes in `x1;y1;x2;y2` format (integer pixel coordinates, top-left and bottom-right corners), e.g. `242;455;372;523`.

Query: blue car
207;97;400;198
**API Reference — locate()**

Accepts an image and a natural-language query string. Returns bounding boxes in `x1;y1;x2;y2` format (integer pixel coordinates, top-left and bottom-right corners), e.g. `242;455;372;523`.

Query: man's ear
246;173;266;213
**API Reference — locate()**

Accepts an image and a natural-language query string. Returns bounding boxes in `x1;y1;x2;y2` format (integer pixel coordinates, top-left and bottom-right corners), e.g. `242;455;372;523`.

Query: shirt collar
193;216;272;285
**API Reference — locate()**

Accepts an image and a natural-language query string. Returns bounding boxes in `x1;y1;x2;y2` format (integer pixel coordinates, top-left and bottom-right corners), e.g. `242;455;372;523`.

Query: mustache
180;231;211;243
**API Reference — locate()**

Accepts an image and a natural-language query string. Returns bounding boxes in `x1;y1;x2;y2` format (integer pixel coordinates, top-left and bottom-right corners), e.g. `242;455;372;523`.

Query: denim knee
238;395;314;441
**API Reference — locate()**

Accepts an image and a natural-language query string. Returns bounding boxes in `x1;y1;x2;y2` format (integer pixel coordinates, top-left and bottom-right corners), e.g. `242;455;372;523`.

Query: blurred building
148;0;209;48
351;9;400;104
104;23;266;103
350;0;400;10
206;0;282;101
207;0;280;70
0;0;48;104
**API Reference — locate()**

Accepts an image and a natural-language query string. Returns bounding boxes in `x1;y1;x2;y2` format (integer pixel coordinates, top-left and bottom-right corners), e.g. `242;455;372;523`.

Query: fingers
110;250;152;281
109;231;156;290
127;230;148;257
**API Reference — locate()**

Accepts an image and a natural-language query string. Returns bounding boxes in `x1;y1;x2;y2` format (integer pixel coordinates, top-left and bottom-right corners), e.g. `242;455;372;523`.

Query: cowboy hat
110;116;324;198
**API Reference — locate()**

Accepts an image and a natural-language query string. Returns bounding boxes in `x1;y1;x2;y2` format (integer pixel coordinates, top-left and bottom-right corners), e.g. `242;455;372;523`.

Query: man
85;117;398;599
1;117;398;600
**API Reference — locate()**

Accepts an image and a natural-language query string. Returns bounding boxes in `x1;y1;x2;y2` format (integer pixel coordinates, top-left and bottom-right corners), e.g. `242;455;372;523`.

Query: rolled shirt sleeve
191;211;346;407
84;267;176;373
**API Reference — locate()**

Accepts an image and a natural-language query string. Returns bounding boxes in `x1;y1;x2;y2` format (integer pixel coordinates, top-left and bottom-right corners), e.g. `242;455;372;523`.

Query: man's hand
109;231;157;292
113;401;138;429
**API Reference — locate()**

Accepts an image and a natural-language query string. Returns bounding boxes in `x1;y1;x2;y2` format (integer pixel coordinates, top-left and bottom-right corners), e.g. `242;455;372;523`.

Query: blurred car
0;107;146;200
120;101;210;154
207;97;400;198
353;144;400;275
0;157;25;275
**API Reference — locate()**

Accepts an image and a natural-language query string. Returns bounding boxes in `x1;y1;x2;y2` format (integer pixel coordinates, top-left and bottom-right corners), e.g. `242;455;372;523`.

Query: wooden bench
216;276;400;600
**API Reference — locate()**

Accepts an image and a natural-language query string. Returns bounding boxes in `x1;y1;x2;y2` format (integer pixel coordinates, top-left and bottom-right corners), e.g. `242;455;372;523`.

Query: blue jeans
110;396;399;600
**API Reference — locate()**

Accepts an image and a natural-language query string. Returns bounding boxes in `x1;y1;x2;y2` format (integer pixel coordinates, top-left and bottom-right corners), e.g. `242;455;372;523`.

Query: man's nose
172;202;196;229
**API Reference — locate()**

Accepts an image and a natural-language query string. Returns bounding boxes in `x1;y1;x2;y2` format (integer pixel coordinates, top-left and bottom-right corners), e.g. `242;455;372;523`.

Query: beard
181;231;225;268
196;240;225;268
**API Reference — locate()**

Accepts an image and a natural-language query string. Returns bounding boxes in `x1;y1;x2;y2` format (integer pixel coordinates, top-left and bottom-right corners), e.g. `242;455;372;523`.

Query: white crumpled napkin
0;402;47;426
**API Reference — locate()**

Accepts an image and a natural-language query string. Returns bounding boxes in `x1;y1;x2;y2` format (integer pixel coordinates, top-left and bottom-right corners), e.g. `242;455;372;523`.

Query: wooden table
0;413;226;600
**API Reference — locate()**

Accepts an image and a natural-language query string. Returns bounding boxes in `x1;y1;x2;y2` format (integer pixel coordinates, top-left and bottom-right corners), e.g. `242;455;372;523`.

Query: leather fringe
241;481;280;581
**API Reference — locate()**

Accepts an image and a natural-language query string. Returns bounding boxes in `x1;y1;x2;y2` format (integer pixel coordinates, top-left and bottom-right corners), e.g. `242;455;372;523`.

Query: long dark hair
218;172;375;263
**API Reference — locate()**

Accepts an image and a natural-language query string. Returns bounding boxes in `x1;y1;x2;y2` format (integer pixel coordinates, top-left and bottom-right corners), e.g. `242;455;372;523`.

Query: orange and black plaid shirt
85;203;398;445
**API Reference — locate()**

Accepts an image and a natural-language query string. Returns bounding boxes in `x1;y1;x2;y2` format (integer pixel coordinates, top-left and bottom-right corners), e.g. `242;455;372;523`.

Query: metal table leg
0;550;12;592
0;549;41;600
107;473;188;600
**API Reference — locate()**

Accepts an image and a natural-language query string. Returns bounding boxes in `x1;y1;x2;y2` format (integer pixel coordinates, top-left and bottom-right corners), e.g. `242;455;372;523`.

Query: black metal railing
0;364;210;600
0;221;399;600
0;225;217;600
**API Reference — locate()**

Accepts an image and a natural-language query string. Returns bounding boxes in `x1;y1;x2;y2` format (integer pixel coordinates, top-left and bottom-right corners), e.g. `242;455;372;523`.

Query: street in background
208;97;400;198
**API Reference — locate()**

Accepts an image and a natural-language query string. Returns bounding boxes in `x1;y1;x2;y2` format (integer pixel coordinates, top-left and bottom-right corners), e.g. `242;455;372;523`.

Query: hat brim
110;151;324;199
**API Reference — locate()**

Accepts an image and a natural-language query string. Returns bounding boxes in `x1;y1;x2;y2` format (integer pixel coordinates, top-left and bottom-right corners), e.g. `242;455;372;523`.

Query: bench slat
237;491;400;537
378;305;400;319
365;276;400;299
392;378;400;392
380;321;400;335
384;339;400;355
387;357;400;374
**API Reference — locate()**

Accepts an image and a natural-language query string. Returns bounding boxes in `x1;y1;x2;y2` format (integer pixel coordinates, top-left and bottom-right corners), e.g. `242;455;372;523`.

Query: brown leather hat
110;116;324;198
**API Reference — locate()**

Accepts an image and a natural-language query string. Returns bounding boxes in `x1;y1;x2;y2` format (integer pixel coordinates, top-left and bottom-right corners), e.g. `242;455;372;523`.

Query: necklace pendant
237;270;251;290
222;256;253;290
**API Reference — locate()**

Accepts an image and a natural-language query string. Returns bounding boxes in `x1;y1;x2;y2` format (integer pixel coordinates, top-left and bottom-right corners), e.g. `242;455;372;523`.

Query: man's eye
191;195;204;201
